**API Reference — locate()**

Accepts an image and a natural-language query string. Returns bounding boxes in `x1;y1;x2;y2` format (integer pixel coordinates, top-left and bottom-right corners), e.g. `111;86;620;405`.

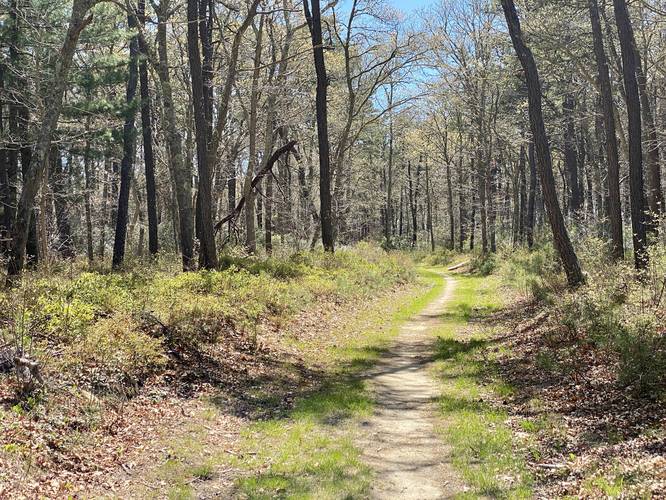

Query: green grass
432;274;533;499
227;269;446;499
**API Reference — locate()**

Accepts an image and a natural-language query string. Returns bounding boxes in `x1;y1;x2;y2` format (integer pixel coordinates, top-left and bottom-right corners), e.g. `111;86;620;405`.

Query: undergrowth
0;243;415;399
497;239;666;394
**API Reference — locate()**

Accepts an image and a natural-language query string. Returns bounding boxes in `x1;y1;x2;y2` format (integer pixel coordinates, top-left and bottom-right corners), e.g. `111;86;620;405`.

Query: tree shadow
434;336;489;361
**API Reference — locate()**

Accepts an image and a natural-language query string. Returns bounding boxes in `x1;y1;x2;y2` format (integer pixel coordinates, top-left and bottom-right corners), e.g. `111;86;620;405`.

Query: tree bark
155;1;194;270
634;46;663;231
501;0;584;287
243;16;264;254
456;119;466;252
138;0;158;256
469;186;476;251
477;96;488;254
425;159;435;252
187;0;217;269
589;0;624;258
303;0;334;252
519;143;527;243
265;173;273;254
51;148;75;259
99;158;110;258
83;136;94;264
613;0;648;270
112;10;139;269
384;103;394;247
563;94;583;216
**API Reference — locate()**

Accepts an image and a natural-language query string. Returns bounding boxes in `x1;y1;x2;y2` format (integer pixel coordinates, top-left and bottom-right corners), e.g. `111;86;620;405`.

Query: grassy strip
227;269;446;499
432;274;532;499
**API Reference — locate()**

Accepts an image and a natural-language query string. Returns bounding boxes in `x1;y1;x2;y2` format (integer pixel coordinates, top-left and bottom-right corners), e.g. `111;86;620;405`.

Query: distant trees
0;0;664;284
5;0;96;283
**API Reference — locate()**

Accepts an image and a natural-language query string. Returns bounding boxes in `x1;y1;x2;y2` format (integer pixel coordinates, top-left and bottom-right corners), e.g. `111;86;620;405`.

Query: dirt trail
361;275;462;499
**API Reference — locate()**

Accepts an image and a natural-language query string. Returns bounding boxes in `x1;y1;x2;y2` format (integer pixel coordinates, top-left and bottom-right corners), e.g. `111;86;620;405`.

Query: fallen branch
447;260;470;271
531;462;567;470
215;140;297;232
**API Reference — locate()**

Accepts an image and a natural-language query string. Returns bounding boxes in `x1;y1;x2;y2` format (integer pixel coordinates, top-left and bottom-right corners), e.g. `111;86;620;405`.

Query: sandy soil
361;276;464;499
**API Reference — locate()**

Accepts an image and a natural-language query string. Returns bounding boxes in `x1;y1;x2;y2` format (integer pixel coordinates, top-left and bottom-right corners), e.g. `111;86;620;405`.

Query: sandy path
361;275;462;499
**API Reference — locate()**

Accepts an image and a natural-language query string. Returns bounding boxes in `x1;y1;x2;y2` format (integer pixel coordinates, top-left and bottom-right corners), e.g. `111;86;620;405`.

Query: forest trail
361;275;462;499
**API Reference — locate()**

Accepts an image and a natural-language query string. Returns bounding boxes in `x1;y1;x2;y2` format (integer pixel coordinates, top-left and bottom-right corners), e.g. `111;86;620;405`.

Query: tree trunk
425;159;435;252
488;158;498;253
512;146;524;246
0;64;6;254
613;0;649;270
187;0;217;269
265;174;273;254
303;0;334;252
563;94;583;216
51;148;75;258
138;0;158;256
243;17;264;254
228;167;237;239
519;143;527;243
477;134;488;253
501;0;584;286
83;145;94;264
156;0;194;270
446;159;455;251
634;47;663;231
457;124;466;252
384;108;394;247
6;0;94;282
99;159;110;258
112;11;139;269
407;161;418;247
470;187;476;251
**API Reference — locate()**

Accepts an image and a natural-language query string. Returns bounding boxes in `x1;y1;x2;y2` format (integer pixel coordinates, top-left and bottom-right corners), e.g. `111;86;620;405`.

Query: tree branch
215;141;297;231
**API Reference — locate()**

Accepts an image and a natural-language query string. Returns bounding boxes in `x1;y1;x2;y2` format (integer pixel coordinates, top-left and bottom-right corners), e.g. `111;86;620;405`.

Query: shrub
615;314;666;392
420;249;455;267
498;244;562;302
499;238;666;393
59;314;166;393
471;253;497;276
1;243;416;399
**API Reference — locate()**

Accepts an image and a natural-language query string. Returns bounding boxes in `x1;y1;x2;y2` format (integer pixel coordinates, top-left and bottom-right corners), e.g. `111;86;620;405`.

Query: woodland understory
0;0;665;497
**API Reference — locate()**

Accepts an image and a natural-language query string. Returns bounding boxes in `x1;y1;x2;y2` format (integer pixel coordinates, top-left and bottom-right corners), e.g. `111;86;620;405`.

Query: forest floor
3;255;664;498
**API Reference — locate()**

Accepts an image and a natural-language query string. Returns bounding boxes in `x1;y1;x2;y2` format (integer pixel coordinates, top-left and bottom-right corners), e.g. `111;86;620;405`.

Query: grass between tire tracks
226;268;447;499
432;273;533;499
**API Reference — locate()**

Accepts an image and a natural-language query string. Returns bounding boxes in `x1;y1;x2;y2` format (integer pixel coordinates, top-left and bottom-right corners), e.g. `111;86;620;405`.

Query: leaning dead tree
215;141;298;233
